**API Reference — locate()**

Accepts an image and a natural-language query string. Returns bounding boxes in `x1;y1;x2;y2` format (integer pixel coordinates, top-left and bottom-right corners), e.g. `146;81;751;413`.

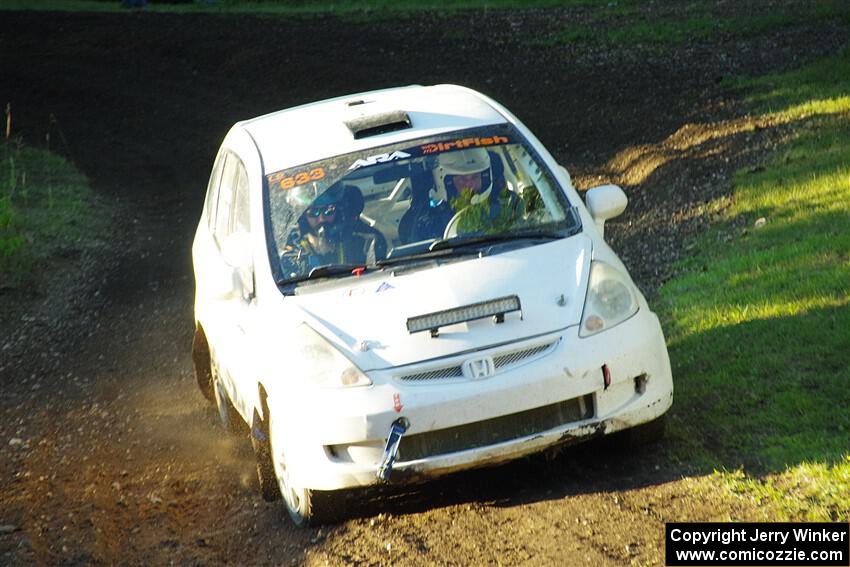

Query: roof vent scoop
345;111;412;139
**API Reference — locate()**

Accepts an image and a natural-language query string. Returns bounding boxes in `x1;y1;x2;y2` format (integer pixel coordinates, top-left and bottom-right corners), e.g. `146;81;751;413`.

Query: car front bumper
270;307;673;491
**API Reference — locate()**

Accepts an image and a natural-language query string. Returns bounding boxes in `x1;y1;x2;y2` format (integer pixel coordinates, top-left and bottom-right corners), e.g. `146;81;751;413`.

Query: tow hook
376;417;410;481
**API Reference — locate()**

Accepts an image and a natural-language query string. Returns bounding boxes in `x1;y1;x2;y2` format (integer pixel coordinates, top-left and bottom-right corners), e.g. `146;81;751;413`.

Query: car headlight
579;261;639;338
293;324;372;388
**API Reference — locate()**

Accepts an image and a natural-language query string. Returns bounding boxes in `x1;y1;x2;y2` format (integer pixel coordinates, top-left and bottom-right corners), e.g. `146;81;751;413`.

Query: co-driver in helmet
282;182;387;274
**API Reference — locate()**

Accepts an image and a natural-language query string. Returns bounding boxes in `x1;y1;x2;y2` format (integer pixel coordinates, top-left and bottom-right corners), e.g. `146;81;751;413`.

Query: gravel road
1;3;847;565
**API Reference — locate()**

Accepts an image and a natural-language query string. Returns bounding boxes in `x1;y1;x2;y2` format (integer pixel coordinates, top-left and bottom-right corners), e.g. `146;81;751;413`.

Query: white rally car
191;84;673;526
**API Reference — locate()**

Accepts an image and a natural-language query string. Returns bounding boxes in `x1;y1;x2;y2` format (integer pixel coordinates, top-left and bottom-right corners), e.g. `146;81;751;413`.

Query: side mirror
585;184;627;238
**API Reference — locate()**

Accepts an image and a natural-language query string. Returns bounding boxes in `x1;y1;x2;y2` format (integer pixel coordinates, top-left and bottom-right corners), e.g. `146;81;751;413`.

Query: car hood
293;234;592;371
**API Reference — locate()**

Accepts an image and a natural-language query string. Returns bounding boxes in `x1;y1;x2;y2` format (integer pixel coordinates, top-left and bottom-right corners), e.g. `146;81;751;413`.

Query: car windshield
266;124;580;284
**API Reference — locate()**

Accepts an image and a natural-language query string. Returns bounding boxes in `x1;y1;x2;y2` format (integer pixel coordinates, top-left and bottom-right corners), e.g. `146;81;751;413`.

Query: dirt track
1;4;848;565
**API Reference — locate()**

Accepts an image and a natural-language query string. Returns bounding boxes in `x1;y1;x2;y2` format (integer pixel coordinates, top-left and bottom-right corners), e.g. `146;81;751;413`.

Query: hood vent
345;111;412;139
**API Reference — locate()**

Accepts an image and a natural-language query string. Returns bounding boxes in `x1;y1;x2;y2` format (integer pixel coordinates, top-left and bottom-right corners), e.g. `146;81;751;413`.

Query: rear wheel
192;328;214;401
268;411;343;527
212;367;245;435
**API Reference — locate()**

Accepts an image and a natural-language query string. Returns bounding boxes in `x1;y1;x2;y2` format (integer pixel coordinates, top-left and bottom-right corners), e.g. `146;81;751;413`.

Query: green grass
0;140;107;290
717;461;850;521
538;2;849;48
9;0;846;42
608;13;793;45
657;49;850;520
0;0;616;15
733;49;850;119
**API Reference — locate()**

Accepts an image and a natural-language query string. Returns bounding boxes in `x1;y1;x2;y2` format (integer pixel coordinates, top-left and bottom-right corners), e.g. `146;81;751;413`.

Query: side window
205;152;227;232
231;161;254;298
214;153;238;247
215;155;254;298
231;160;250;235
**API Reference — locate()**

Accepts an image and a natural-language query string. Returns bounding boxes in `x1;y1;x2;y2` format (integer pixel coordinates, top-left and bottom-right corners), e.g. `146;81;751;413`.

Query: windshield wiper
427;229;567;253
375;246;462;268
376;229;572;268
276;263;372;286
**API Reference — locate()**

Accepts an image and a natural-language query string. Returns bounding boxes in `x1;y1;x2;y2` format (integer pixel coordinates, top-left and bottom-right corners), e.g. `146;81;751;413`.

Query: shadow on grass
665;209;850;318
664;302;849;474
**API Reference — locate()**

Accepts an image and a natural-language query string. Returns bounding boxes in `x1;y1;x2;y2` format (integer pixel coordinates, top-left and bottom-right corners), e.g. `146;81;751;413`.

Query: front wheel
268;412;344;527
251;409;280;502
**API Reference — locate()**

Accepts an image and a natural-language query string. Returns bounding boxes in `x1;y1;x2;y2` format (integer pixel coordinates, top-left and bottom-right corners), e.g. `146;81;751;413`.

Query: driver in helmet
434;148;523;235
436;147;494;206
283;182;387;273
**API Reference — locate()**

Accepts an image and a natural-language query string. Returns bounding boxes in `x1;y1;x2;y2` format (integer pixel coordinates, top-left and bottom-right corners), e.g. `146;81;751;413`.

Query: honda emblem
462;356;496;380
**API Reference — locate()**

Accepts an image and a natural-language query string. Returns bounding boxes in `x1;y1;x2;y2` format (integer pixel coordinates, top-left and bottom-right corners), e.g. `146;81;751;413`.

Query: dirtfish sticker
421;136;509;154
348;150;411;171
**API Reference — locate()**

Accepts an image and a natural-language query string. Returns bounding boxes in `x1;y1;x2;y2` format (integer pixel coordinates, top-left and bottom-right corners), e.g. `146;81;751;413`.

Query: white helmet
432;148;493;205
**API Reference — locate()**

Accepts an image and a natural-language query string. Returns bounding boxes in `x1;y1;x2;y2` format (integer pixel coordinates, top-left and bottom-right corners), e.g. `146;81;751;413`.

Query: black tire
282;487;345;528
251;409;280;502
213;372;246;436
294;489;345;527
192;328;214;402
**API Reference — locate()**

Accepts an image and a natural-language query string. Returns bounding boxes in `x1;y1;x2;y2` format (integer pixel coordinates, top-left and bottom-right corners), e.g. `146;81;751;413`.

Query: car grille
397;394;594;461
492;342;552;368
399;366;464;382
397;340;558;383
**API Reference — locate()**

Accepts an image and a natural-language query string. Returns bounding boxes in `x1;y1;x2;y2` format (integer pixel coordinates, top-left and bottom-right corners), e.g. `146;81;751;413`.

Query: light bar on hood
407;295;521;337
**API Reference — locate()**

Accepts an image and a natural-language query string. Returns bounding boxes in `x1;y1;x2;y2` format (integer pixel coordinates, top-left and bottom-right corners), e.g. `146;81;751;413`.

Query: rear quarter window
205;152;226;232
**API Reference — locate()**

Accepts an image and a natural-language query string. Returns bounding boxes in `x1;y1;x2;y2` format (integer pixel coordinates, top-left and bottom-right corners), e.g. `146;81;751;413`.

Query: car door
197;149;257;421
